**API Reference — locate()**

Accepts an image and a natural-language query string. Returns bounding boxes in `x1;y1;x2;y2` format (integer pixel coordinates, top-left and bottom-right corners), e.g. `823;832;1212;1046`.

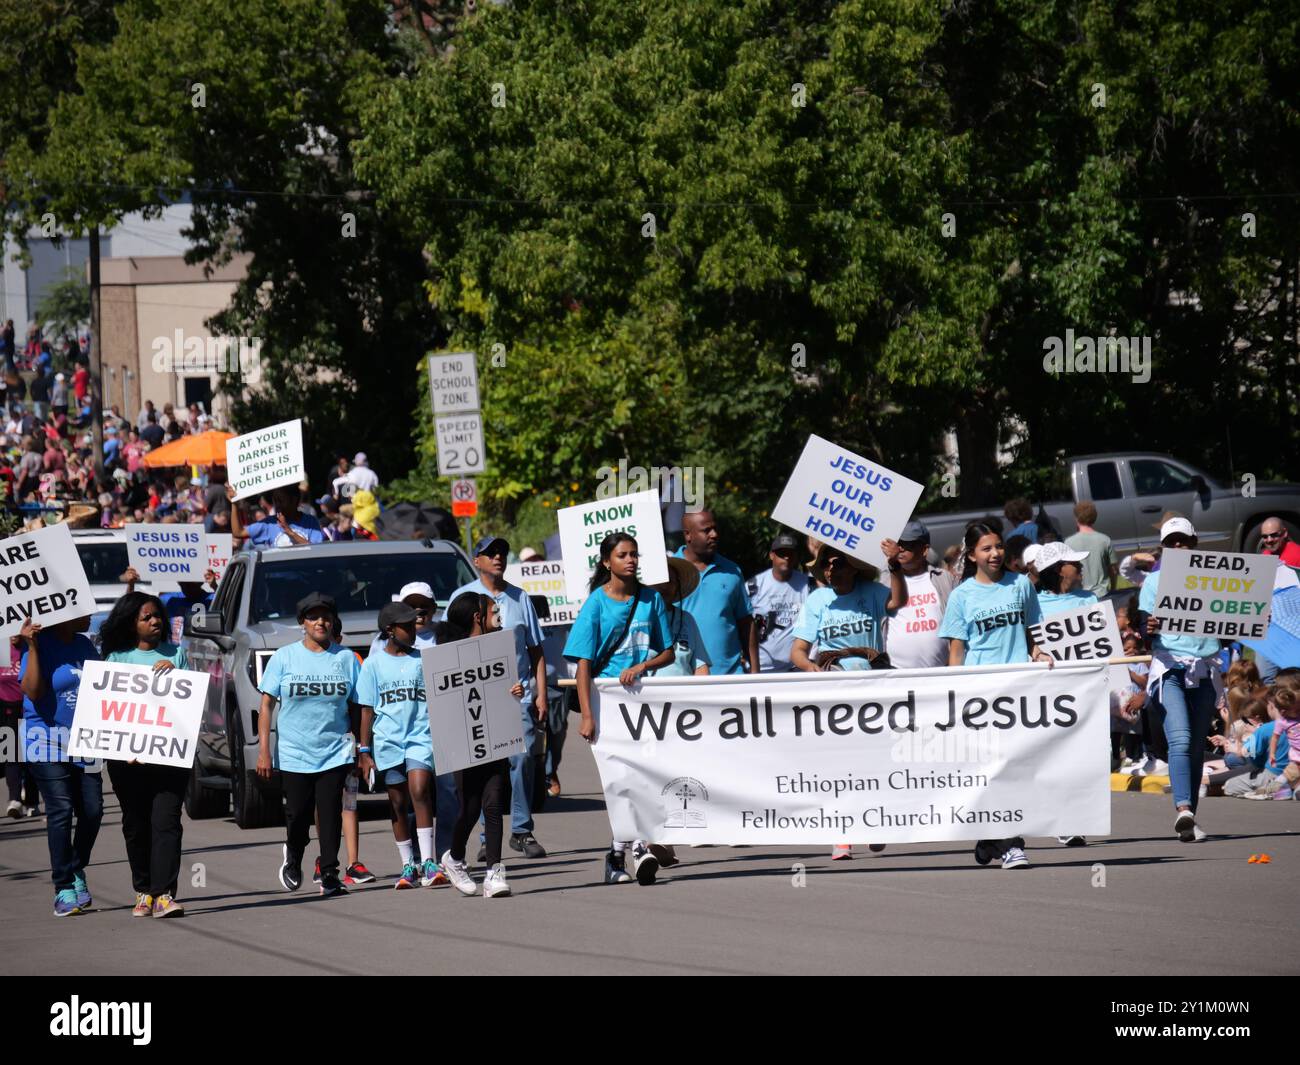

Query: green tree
32;266;90;343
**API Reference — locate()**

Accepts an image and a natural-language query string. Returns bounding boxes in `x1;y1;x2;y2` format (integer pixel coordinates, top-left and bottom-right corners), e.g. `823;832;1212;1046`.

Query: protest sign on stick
1151;550;1279;640
125;525;207;582
226;419;306;502
66;662;209;769
422;629;523;774
556;489;668;603
771;435;924;571
505;560;582;625
1027;598;1130;695
0;524;94;639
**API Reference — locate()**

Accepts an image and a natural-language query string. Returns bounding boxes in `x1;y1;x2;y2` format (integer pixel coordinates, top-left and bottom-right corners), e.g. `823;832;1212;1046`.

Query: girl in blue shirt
19;614;103;918
258;592;360;898
939;523;1054;870
357;601;439;891
564;532;674;886
100;592;191;918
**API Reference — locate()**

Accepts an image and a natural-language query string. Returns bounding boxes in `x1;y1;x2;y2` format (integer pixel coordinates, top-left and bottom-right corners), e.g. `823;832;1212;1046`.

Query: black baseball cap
770;532;801;553
378;601;418;631
472;535;509;557
296;591;337;621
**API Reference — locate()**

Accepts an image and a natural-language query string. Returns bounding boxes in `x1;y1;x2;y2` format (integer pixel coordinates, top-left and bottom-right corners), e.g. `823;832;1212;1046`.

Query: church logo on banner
662;777;710;828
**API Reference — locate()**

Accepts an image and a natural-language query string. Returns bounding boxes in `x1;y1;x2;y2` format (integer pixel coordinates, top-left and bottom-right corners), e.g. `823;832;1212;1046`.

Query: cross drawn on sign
674;782;698;809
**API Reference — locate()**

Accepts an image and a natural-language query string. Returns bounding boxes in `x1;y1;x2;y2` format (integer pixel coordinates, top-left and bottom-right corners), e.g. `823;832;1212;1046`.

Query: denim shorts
381;758;433;786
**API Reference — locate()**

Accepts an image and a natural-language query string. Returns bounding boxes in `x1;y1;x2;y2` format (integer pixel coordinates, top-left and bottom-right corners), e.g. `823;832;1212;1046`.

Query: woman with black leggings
438;593;525;899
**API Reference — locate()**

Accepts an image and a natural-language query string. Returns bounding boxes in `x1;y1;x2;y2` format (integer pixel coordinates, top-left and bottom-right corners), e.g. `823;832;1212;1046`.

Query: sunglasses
1260;532;1284;540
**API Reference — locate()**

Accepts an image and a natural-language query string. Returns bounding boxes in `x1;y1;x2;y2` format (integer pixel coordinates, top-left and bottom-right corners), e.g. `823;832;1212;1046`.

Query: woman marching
937;522;1055;870
790;540;908;861
99;592;193;917
258;592;360;898
1136;518;1224;841
437;593;526;898
19;614;104;917
563;532;675;886
356;601;441;891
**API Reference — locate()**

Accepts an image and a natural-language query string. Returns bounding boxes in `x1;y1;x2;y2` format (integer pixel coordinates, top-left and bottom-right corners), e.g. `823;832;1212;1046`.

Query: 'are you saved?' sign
0;524;94;639
1151;550;1279;639
771;435;924;572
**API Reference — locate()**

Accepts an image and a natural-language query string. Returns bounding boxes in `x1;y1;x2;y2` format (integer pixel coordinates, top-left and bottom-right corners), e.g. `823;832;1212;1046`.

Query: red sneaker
343;862;376;885
830;844;853;861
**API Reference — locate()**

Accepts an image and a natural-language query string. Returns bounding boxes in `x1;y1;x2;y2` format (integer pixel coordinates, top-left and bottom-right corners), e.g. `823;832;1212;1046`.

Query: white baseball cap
393;581;435;603
1160;517;1197;542
1033;541;1089;571
1022;543;1044;569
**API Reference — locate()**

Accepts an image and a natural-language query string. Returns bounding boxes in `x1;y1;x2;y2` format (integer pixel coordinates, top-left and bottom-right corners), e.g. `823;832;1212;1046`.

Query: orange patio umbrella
141;430;236;469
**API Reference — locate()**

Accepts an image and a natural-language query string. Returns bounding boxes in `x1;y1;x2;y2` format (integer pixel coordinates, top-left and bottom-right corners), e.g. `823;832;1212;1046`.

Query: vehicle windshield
75;542;130;584
250;552;475;623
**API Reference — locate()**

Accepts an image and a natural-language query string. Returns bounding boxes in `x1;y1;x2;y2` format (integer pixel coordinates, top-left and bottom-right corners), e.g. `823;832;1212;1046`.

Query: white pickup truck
915;453;1300;555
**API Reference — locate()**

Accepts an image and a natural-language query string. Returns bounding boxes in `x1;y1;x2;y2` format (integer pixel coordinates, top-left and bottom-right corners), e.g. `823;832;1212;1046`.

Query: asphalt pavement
1;743;1296;976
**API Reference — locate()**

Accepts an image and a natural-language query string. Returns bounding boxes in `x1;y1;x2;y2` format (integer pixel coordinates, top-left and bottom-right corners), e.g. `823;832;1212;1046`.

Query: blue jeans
509;702;541;835
1148;670;1216;812
29;762;104;891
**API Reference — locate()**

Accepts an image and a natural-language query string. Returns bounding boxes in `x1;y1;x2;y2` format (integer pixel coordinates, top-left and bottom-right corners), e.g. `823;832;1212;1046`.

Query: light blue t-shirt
106;643;189;669
938;572;1042;665
449;579;543;706
1138;570;1220;659
258;641;359;773
1036;589;1099;616
652;604;712;677
355;647;431;771
792;580;890;671
1242;720;1290;774
564;586;672;679
673;549;753;674
242;512;325;548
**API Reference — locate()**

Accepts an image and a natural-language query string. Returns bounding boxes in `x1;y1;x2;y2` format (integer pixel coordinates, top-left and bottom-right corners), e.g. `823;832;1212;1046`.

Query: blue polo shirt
673;549;753;674
449;579;544;706
242;512;325;548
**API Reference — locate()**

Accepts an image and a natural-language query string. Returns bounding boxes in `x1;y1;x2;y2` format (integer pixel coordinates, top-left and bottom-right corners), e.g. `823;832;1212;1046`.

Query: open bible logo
661;777;709;829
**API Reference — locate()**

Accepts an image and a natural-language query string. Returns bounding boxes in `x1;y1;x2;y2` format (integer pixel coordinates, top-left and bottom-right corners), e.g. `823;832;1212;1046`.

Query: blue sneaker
73;873;92;910
53;889;83;917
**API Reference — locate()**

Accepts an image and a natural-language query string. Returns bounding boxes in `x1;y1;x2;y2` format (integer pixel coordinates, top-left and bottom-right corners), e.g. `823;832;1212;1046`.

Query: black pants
450;759;509;866
282;764;350;878
1;701;38;806
106;761;188;897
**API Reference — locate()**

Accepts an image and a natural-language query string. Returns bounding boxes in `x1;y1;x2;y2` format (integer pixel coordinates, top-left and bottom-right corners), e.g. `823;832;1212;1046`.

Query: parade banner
225;418;305;502
771;435;925;572
66;662;209;769
422;629;524;774
0;524;94;639
588;663;1110;844
125;524;207;582
1151;550;1279;640
1027;599;1129;695
506;560;582;626
556;489;668;602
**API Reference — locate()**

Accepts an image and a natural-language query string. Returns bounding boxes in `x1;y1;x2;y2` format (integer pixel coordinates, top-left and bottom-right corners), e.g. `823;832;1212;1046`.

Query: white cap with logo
393;581;435;603
1160;517;1197;542
1033;541;1090;571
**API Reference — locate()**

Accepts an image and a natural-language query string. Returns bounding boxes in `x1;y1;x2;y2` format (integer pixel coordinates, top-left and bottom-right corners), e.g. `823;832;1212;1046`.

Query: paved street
2;744;1296;976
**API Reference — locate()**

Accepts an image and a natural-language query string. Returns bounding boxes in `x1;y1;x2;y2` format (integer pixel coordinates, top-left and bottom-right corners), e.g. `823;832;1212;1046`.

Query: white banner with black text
589;663;1110;844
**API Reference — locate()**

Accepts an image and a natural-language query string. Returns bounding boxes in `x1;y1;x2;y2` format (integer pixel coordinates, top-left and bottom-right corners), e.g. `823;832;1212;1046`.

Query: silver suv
183;538;474;828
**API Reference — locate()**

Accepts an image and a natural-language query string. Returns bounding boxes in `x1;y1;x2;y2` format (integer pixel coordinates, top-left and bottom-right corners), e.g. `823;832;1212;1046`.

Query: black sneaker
509;832;547;859
312;857;322;885
318;872;349;898
631;843;659;885
279;845;303;892
972;840;999;867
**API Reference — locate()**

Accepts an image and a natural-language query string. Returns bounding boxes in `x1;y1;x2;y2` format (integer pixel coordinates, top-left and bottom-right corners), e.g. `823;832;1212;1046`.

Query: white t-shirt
332;473;357;500
884;571;949;668
750;569;810;672
348;465;379;493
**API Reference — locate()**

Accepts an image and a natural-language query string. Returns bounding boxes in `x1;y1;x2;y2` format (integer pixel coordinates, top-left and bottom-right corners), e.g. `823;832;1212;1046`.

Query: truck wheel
231;711;283;830
184;760;229;819
1243;517;1300;553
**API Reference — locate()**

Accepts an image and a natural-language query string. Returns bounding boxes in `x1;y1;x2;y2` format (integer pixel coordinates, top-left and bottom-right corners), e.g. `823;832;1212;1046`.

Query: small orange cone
1259;854;1272;864
1248;854;1260;863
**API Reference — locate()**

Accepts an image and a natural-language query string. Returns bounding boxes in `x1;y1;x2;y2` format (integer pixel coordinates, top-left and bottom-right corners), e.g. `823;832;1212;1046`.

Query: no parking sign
452;478;478;518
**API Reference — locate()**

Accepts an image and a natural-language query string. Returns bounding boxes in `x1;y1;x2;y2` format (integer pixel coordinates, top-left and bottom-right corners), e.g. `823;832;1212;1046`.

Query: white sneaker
483;863;511;898
5;799;21;818
1174;810;1197;841
1057;836;1087;847
439;850;478;896
631;843;659;886
1192;823;1207;842
1000;846;1030;870
604;850;632;884
1150;759;1169;776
